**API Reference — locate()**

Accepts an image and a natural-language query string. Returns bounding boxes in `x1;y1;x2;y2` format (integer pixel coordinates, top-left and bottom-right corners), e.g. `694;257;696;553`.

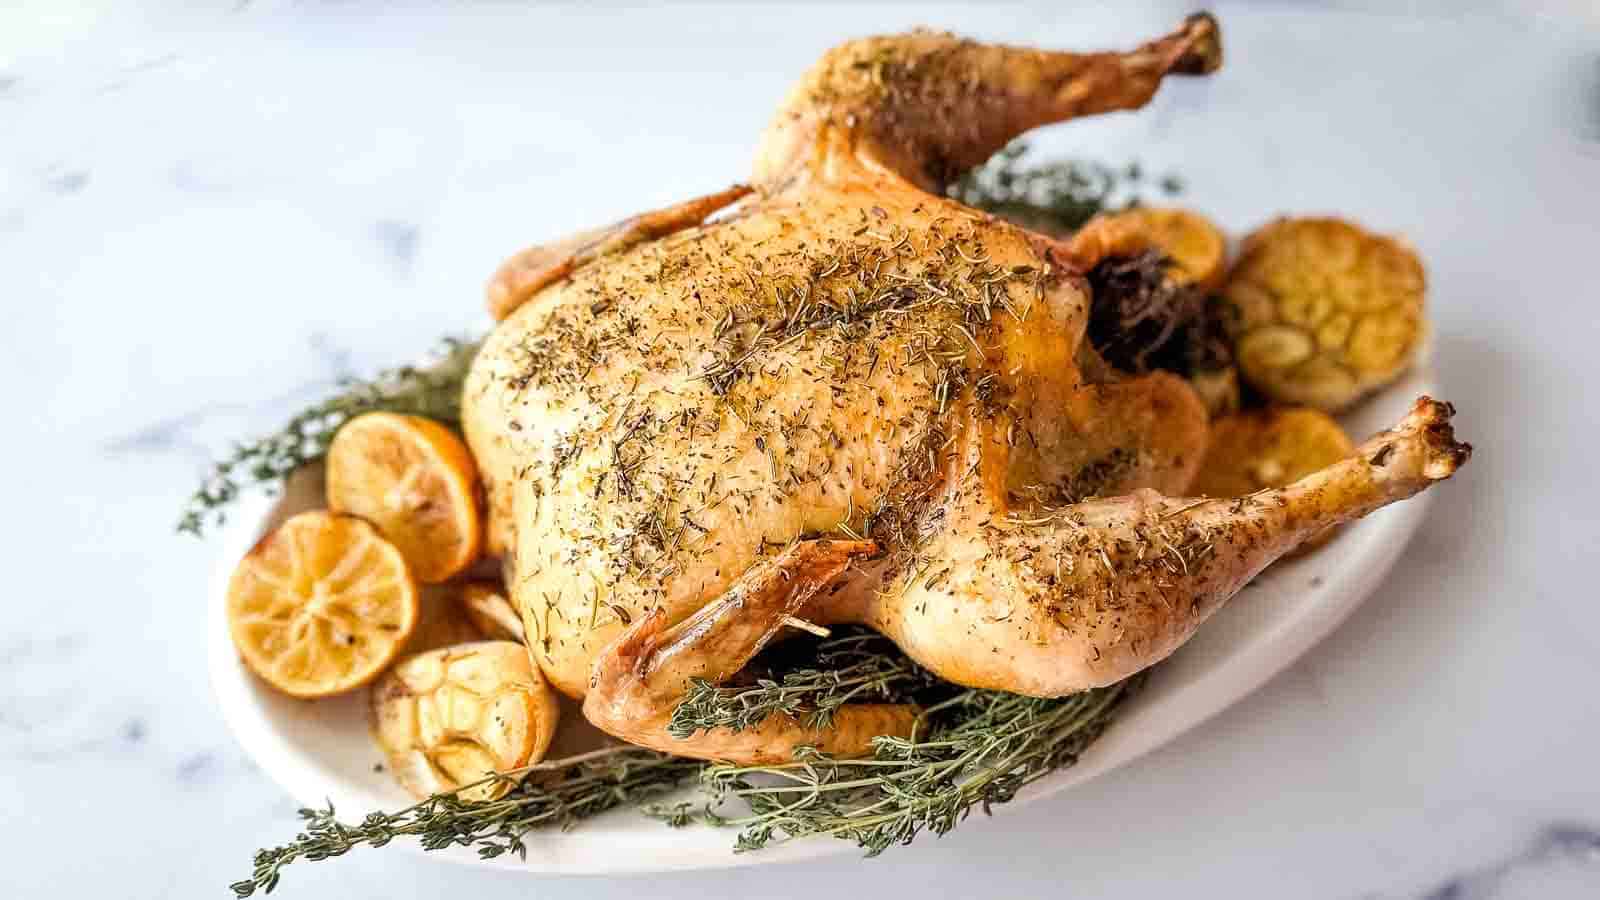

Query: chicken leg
878;397;1471;696
754;12;1222;193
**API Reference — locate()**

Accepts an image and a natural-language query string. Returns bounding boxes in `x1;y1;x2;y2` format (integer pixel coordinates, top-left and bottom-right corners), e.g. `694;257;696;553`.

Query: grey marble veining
1;2;1596;898
1418;825;1600;900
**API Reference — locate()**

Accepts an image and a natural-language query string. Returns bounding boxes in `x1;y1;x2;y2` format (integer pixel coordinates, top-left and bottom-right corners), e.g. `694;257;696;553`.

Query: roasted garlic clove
457;581;525;643
1222;217;1426;411
371;641;559;801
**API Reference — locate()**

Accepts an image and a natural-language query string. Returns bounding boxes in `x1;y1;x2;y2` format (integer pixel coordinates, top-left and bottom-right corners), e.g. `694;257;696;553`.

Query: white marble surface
3;2;1598;898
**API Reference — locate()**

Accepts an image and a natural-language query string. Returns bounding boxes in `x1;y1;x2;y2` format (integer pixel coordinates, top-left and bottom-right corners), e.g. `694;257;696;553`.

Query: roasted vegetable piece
371;641;559;801
326;412;484;583
1222;216;1427;411
1192;407;1356;552
227;511;419;698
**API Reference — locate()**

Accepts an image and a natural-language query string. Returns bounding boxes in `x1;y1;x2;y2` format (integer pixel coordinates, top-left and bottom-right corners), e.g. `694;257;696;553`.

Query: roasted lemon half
1222;217;1426;411
227;511;419;698
326;412;483;583
372;641;559;801
1095;206;1228;290
1192;407;1355;552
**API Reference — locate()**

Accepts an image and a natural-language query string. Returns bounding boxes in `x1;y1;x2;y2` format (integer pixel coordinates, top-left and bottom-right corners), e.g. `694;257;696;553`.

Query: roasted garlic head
371;641;559;801
1222;217;1426;411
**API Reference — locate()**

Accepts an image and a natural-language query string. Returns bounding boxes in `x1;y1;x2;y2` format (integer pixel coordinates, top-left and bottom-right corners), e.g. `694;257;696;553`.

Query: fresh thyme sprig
668;630;938;738
179;337;481;537
237;629;1144;892
658;674;1142;855
950;143;1182;234
231;746;701;897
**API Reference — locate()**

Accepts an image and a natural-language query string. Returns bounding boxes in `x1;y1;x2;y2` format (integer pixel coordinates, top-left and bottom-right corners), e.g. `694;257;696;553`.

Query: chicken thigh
461;14;1470;763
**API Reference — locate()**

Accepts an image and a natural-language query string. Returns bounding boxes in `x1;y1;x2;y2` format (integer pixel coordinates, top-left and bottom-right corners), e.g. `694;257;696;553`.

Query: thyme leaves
949;143;1182;234
682;674;1142;855
667;629;937;739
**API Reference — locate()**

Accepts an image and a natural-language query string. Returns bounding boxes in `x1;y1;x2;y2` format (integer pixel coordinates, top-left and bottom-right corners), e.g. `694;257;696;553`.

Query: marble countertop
3;2;1597;897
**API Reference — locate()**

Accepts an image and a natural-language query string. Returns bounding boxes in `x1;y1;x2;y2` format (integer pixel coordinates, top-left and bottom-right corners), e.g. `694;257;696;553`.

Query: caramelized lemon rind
326;412;484;583
458;581;526;644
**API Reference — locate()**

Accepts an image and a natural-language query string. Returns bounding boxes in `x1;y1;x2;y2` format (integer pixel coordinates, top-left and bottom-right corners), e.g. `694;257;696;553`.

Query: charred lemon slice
1097;206;1228;290
1222;217;1426;411
371;641;559;801
227;511;419;698
1192;407;1356;552
326;412;483;583
458;581;525;643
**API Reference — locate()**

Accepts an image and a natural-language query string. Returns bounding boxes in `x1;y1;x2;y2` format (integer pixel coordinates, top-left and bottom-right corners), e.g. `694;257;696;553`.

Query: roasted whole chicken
461;15;1469;764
